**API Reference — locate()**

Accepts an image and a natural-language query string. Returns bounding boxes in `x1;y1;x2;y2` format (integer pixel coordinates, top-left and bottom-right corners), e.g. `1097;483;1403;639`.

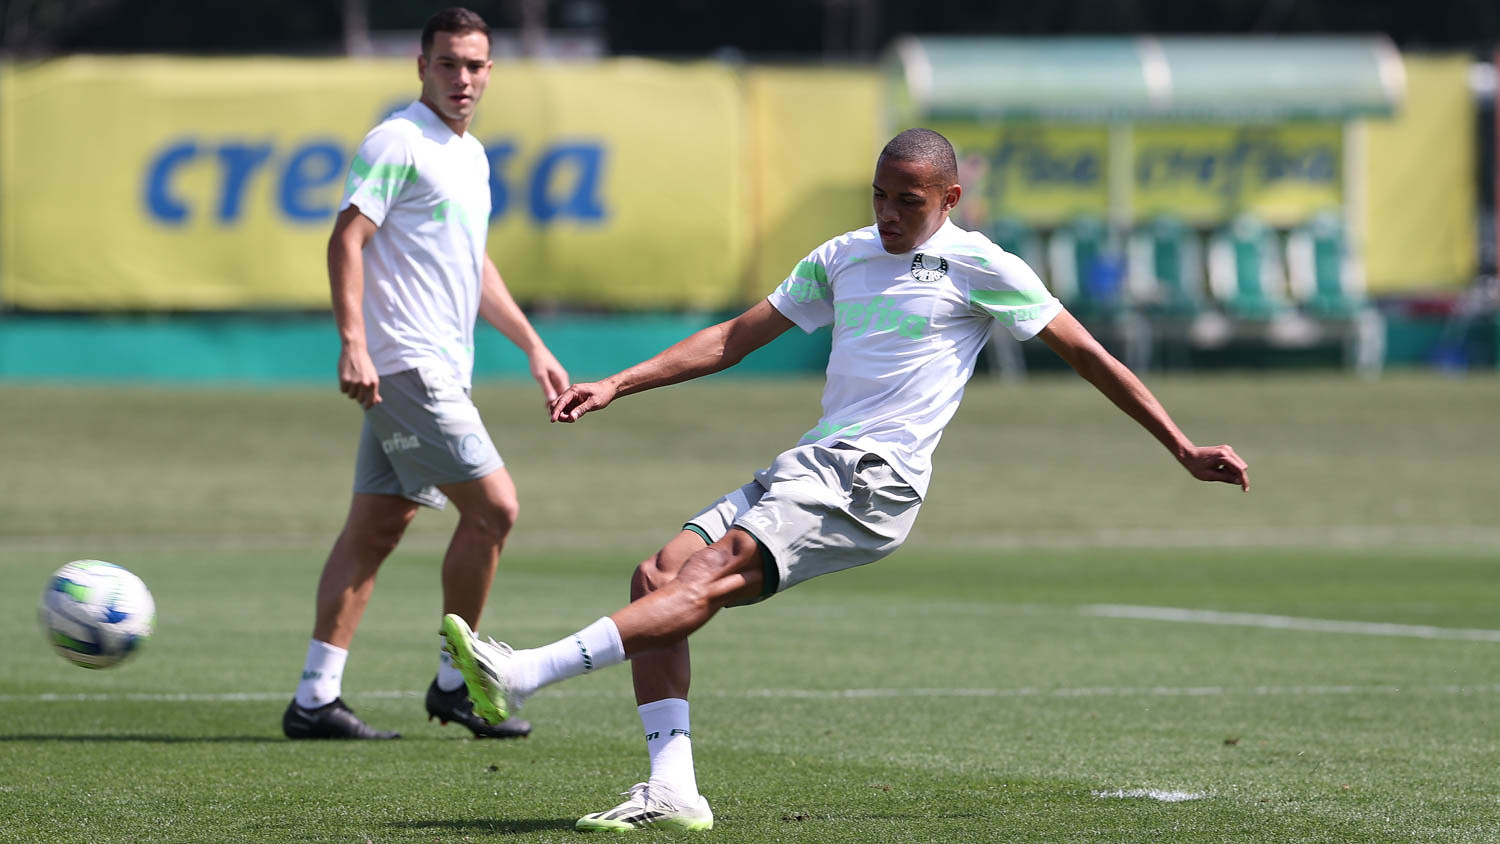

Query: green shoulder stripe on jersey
346;156;418;199
952;249;992;267
348;156;418;185
793;260;828;284
970;288;1050;308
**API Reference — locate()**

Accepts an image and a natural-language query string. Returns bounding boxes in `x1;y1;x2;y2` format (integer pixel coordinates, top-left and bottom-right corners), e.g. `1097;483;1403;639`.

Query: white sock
294;639;347;709
640;698;699;803
437;639;465;692
509;616;626;701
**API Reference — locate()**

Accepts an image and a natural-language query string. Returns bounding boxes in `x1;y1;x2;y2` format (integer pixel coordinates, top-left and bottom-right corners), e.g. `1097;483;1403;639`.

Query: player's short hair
421;7;491;56
879;128;959;187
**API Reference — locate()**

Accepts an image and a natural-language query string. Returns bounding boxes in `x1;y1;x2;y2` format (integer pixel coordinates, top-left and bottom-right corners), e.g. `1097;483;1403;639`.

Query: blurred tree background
5;0;1499;56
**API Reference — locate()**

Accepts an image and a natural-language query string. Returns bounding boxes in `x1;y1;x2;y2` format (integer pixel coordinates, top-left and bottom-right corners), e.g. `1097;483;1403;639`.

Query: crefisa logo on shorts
381;431;420;455
910;253;948;282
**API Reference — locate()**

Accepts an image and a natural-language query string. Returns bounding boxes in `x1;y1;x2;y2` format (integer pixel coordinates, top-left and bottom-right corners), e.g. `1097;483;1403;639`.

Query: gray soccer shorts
684;443;922;603
352;367;504;509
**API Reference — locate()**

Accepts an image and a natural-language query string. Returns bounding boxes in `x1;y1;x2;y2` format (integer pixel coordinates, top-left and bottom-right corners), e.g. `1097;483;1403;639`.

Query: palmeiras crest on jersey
910;253;948;282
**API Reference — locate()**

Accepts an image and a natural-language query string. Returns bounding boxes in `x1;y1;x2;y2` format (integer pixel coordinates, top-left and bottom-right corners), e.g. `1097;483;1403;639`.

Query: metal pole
342;0;372;56
521;0;546;58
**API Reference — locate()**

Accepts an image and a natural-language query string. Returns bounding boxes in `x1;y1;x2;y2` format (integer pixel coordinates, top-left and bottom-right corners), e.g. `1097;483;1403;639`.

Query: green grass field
2;373;1497;842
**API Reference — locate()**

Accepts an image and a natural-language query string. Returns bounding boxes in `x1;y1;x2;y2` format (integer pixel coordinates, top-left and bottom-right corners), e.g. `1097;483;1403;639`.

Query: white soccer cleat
576;782;714;832
439;613;523;726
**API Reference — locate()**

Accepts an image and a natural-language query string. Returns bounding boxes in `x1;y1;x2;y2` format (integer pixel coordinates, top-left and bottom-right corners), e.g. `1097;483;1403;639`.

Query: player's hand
528;347;570;407
338;345;381;409
549;381;617;423
1179;444;1249;491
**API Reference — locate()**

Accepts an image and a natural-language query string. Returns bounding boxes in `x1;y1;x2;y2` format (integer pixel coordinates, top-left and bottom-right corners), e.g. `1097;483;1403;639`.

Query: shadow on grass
0;734;286;743
388;818;577;835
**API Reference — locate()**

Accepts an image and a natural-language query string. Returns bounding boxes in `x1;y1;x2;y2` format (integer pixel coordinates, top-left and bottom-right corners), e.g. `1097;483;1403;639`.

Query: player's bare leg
441;528;761;826
437;468;519;627
566;529;762;829
286;492;417;739
313;492;421;647
625;530;711;706
429;468;530;738
439;527;761;824
443;529;763;715
614;528;764;656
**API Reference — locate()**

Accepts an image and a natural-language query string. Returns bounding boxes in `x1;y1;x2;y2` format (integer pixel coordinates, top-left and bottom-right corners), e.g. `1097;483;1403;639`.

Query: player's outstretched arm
551;300;795;423
1037;309;1250;491
479;255;570;405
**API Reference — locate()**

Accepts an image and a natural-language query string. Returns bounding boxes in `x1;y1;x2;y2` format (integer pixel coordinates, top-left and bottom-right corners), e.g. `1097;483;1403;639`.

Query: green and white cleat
439;613;521;726
576;782;714;832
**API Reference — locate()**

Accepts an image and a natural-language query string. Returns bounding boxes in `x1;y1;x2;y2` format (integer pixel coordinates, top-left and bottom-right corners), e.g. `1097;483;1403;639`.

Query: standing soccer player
282;7;568;741
441;128;1250;826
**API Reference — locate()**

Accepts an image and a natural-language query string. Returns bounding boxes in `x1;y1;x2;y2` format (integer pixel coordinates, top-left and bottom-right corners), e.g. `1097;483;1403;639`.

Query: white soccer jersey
340;101;492;387
767;219;1062;498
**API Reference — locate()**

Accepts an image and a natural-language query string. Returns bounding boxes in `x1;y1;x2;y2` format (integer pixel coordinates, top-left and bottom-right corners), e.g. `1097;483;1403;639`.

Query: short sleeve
766;240;839;334
339;125;417;227
967;247;1063;340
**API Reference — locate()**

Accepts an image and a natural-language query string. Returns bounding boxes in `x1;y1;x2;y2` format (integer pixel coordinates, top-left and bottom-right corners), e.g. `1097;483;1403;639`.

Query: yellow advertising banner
744;68;883;298
1132;124;1343;226
1362;55;1476;293
0;57;746;310
932;121;1342;229
932;122;1110;229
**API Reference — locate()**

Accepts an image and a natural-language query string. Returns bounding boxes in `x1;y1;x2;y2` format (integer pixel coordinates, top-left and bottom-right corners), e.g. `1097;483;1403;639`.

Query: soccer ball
39;560;156;669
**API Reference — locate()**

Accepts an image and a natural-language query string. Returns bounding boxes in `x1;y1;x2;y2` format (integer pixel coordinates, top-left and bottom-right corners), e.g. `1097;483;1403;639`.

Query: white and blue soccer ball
39;560;155;669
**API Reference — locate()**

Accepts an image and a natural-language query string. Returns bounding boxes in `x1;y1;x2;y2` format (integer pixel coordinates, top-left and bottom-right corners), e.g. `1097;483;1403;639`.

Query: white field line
1082;604;1500;643
5;523;1500;553
924;524;1500;552
1093;789;1208;802
4;683;1499;705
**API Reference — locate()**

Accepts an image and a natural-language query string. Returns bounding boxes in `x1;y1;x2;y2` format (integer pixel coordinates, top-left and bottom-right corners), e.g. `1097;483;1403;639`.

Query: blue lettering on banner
215;143;274;222
142;137;608;227
144;140;198;224
279;142;345;221
984;129;1104;205
1134;130;1338;203
527;143;607;223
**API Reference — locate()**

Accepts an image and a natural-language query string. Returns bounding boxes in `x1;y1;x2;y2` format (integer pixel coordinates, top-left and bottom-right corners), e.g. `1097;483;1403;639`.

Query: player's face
418;30;493;132
872;156;961;254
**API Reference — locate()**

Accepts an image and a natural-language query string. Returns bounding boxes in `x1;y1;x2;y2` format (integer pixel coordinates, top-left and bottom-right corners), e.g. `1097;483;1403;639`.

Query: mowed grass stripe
6;522;1500;553
9;681;1500;705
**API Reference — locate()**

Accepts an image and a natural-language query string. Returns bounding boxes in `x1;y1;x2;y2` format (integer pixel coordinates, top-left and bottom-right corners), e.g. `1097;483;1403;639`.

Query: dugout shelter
885;35;1407;375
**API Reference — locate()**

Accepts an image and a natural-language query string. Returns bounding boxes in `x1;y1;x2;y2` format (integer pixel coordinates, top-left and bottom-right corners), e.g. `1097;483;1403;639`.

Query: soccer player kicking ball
441;128;1250;830
282;7;565;741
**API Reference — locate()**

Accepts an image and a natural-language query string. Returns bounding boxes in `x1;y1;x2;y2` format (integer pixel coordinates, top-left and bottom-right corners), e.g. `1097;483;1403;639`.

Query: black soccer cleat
283;697;401;740
425;679;532;739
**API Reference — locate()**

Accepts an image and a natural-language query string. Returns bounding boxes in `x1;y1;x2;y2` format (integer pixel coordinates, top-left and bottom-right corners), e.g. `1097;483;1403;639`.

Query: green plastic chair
1286;211;1364;318
1207;213;1289;320
1046;215;1123;318
1126;216;1204;318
